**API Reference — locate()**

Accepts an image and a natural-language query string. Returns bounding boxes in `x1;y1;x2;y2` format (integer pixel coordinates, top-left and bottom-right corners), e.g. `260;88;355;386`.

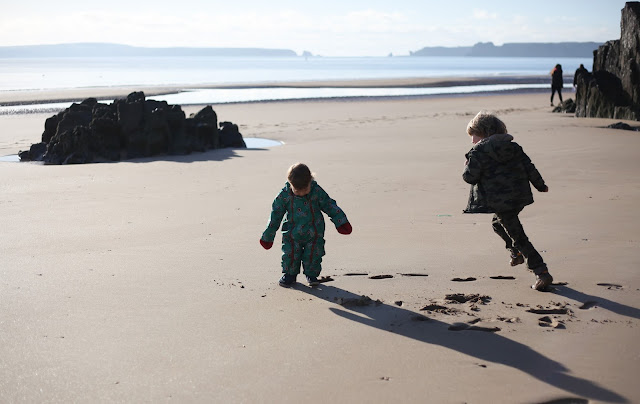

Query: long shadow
552;285;640;320
127;147;270;164
295;283;627;403
7;147;271;165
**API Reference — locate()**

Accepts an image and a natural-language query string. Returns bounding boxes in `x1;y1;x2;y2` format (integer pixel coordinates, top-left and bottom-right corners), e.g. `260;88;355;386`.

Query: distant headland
410;42;602;58
0;43;298;58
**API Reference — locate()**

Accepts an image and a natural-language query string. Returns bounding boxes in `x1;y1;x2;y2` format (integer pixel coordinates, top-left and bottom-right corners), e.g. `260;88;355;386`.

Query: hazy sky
0;0;630;56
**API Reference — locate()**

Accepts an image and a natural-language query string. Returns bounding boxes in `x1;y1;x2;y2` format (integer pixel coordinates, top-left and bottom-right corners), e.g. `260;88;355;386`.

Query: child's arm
521;151;547;192
260;190;288;248
462;150;482;184
316;185;351;234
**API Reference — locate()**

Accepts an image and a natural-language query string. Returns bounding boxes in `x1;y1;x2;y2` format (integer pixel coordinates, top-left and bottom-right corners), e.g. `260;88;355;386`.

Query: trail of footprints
317;272;630;332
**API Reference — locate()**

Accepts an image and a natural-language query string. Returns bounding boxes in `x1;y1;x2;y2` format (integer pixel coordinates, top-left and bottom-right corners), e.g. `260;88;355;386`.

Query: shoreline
0;75;553;106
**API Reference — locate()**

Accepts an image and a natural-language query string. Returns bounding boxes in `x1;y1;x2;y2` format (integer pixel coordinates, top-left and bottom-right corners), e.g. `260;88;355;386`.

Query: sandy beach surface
1;84;639;403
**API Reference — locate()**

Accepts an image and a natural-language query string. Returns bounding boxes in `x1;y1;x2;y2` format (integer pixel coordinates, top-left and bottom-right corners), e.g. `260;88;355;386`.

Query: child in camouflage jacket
260;163;352;287
463;111;553;291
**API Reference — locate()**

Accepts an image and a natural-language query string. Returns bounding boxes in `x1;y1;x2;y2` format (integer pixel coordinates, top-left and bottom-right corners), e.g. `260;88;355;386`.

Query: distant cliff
411;42;602;57
0;43;298;58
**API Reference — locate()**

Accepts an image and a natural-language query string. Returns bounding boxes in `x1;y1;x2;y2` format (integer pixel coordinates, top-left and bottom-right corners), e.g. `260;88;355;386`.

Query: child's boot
509;249;524;266
305;275;319;286
279;273;297;287
532;270;553;291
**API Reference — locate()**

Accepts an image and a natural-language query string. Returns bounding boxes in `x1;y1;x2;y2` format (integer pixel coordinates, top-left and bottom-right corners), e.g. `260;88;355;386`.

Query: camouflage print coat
463;134;546;213
261;181;349;243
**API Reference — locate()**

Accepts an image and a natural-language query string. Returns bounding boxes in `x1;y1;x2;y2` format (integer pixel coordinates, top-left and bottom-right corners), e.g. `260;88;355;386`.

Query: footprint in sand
579;300;599;310
490;275;516;280
448;323;500;332
451;277;476;282
420;304;460;315
335;295;382;307
597;283;623;290
526;308;569;315
369;275;393;280
538;316;566;329
399;273;429;277
537;398;588;404
344;273;368;276
445;293;491;304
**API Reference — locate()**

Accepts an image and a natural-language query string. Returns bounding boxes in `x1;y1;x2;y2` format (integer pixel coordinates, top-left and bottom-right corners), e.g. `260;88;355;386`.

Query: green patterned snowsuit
262;181;349;277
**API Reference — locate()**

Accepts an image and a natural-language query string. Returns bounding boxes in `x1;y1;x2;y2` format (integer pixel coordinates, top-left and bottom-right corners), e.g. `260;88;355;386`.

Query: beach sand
1;87;639;403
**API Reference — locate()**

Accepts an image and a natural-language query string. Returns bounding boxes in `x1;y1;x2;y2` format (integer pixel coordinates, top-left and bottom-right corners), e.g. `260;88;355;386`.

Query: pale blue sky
1;0;630;56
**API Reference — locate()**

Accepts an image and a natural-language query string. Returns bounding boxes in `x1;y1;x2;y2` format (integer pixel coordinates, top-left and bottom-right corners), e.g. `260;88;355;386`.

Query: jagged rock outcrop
553;98;576;114
575;2;640;120
19;92;245;164
606;122;640;131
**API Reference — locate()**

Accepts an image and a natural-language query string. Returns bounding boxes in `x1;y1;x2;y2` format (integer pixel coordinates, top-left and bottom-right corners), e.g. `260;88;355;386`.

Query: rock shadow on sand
124;146;259;164
118;141;277;164
296;284;627;403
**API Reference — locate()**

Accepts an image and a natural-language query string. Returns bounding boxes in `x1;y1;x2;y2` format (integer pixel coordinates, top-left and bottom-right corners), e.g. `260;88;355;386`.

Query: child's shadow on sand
297;284;627;403
552;285;640;320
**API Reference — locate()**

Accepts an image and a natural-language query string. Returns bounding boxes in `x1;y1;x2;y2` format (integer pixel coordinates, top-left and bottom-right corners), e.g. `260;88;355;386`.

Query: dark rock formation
605;122;640;131
219;121;246;148
575;2;640;121
553;98;576;114
18;92;245;164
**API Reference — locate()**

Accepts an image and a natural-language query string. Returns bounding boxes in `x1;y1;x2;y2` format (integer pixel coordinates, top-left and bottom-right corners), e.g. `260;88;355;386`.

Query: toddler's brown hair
287;163;314;190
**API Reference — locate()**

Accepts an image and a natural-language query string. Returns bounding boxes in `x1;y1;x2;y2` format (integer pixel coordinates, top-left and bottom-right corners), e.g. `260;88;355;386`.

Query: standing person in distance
550;64;564;106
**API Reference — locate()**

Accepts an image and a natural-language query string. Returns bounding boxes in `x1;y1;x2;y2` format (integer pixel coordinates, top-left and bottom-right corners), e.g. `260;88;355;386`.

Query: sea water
0;83;555;115
0;55;591;97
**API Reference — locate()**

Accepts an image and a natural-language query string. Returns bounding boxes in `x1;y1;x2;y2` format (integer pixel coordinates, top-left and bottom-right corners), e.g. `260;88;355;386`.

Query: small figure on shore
573;64;589;88
550;64;563;106
260;163;352;287
462;112;553;291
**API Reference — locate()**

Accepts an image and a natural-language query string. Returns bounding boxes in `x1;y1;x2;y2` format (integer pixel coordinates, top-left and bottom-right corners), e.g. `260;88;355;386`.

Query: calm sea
0;56;591;107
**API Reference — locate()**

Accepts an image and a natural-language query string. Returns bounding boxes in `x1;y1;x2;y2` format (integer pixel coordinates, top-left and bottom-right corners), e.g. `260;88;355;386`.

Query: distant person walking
573;64;588;88
550;64;563;106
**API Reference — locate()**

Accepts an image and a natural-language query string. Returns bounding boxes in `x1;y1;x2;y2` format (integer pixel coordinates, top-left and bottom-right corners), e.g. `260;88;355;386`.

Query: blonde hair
287;163;314;190
466;111;507;138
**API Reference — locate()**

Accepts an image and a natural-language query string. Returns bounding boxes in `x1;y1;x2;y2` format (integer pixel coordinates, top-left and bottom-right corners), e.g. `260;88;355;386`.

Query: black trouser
551;85;563;103
492;209;547;275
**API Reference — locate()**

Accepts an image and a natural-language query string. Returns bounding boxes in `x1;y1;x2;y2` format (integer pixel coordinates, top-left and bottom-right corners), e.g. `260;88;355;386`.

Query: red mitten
260;239;273;250
337;222;352;235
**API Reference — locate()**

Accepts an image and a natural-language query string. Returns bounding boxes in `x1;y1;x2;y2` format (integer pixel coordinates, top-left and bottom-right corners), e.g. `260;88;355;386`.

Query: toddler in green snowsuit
260;163;352;287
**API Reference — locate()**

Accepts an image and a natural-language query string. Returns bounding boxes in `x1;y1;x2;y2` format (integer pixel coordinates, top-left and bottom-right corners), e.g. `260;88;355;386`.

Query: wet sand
0;76;549;105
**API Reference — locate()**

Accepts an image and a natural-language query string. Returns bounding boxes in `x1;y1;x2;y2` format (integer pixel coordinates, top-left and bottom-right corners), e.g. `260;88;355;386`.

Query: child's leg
492;214;524;265
492;214;516;250
301;237;326;278
281;235;303;275
494;210;547;274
